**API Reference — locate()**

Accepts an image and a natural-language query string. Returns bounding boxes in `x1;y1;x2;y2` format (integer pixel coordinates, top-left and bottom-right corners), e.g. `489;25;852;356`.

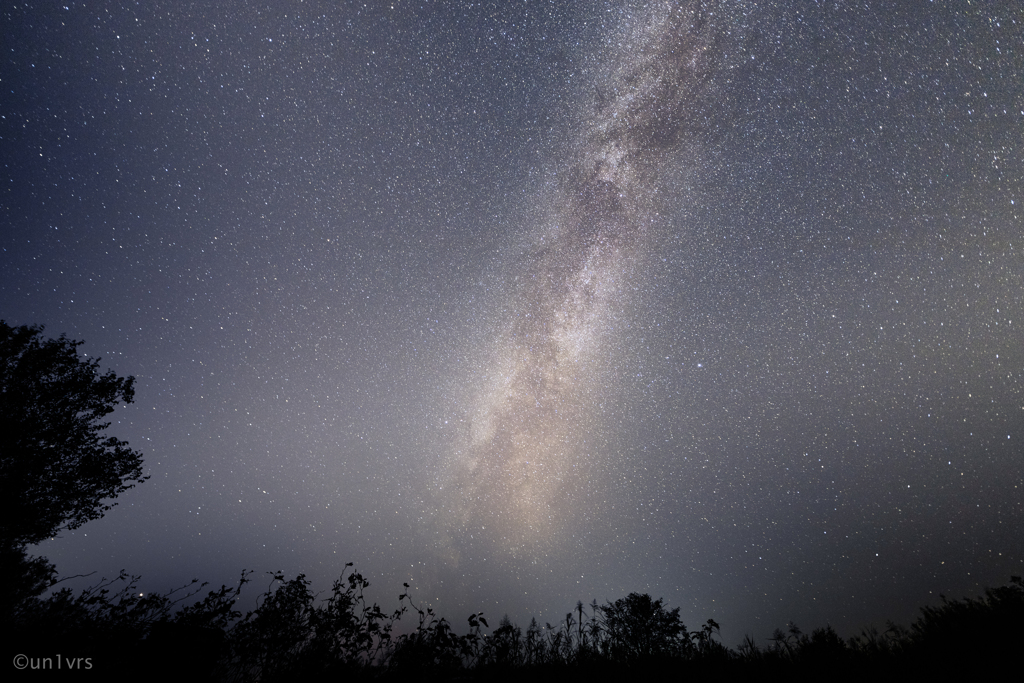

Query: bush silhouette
903;575;1024;675
10;557;1024;680
599;592;688;663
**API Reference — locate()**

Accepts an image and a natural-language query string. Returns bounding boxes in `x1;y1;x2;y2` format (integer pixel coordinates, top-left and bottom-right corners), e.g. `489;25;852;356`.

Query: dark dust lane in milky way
426;1;752;561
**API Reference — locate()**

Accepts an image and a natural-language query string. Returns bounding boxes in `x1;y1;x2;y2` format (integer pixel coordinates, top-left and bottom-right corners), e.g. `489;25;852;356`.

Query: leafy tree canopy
0;321;147;547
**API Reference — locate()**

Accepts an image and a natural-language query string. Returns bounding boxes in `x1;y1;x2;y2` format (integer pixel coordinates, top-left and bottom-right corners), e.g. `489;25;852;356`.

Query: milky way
432;2;743;558
4;0;1022;645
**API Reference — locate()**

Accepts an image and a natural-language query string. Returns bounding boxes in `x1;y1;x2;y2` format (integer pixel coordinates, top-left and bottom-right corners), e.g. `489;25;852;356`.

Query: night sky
3;0;1022;645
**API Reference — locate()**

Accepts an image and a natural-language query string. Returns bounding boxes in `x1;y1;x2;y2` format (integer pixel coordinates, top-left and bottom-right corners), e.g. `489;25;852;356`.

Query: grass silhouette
7;567;1022;682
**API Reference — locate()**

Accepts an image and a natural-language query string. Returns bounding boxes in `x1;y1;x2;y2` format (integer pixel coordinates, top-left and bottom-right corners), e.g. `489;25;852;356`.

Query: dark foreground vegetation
3;322;1022;680
6;568;1023;682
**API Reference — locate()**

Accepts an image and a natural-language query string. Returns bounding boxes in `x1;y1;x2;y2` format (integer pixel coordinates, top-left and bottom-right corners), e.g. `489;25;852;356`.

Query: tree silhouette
0;545;56;617
0;321;147;547
1;321;146;615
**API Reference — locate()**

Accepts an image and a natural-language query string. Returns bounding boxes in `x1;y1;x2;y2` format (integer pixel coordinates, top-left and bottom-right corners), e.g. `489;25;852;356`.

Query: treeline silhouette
7;321;1019;680
8;566;1022;682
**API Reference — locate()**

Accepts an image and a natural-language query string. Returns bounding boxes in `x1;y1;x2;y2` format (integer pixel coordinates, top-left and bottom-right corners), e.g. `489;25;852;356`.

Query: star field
2;0;1022;645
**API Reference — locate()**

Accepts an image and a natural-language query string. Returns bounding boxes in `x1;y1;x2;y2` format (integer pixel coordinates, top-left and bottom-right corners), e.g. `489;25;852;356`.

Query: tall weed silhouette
10;563;1023;680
